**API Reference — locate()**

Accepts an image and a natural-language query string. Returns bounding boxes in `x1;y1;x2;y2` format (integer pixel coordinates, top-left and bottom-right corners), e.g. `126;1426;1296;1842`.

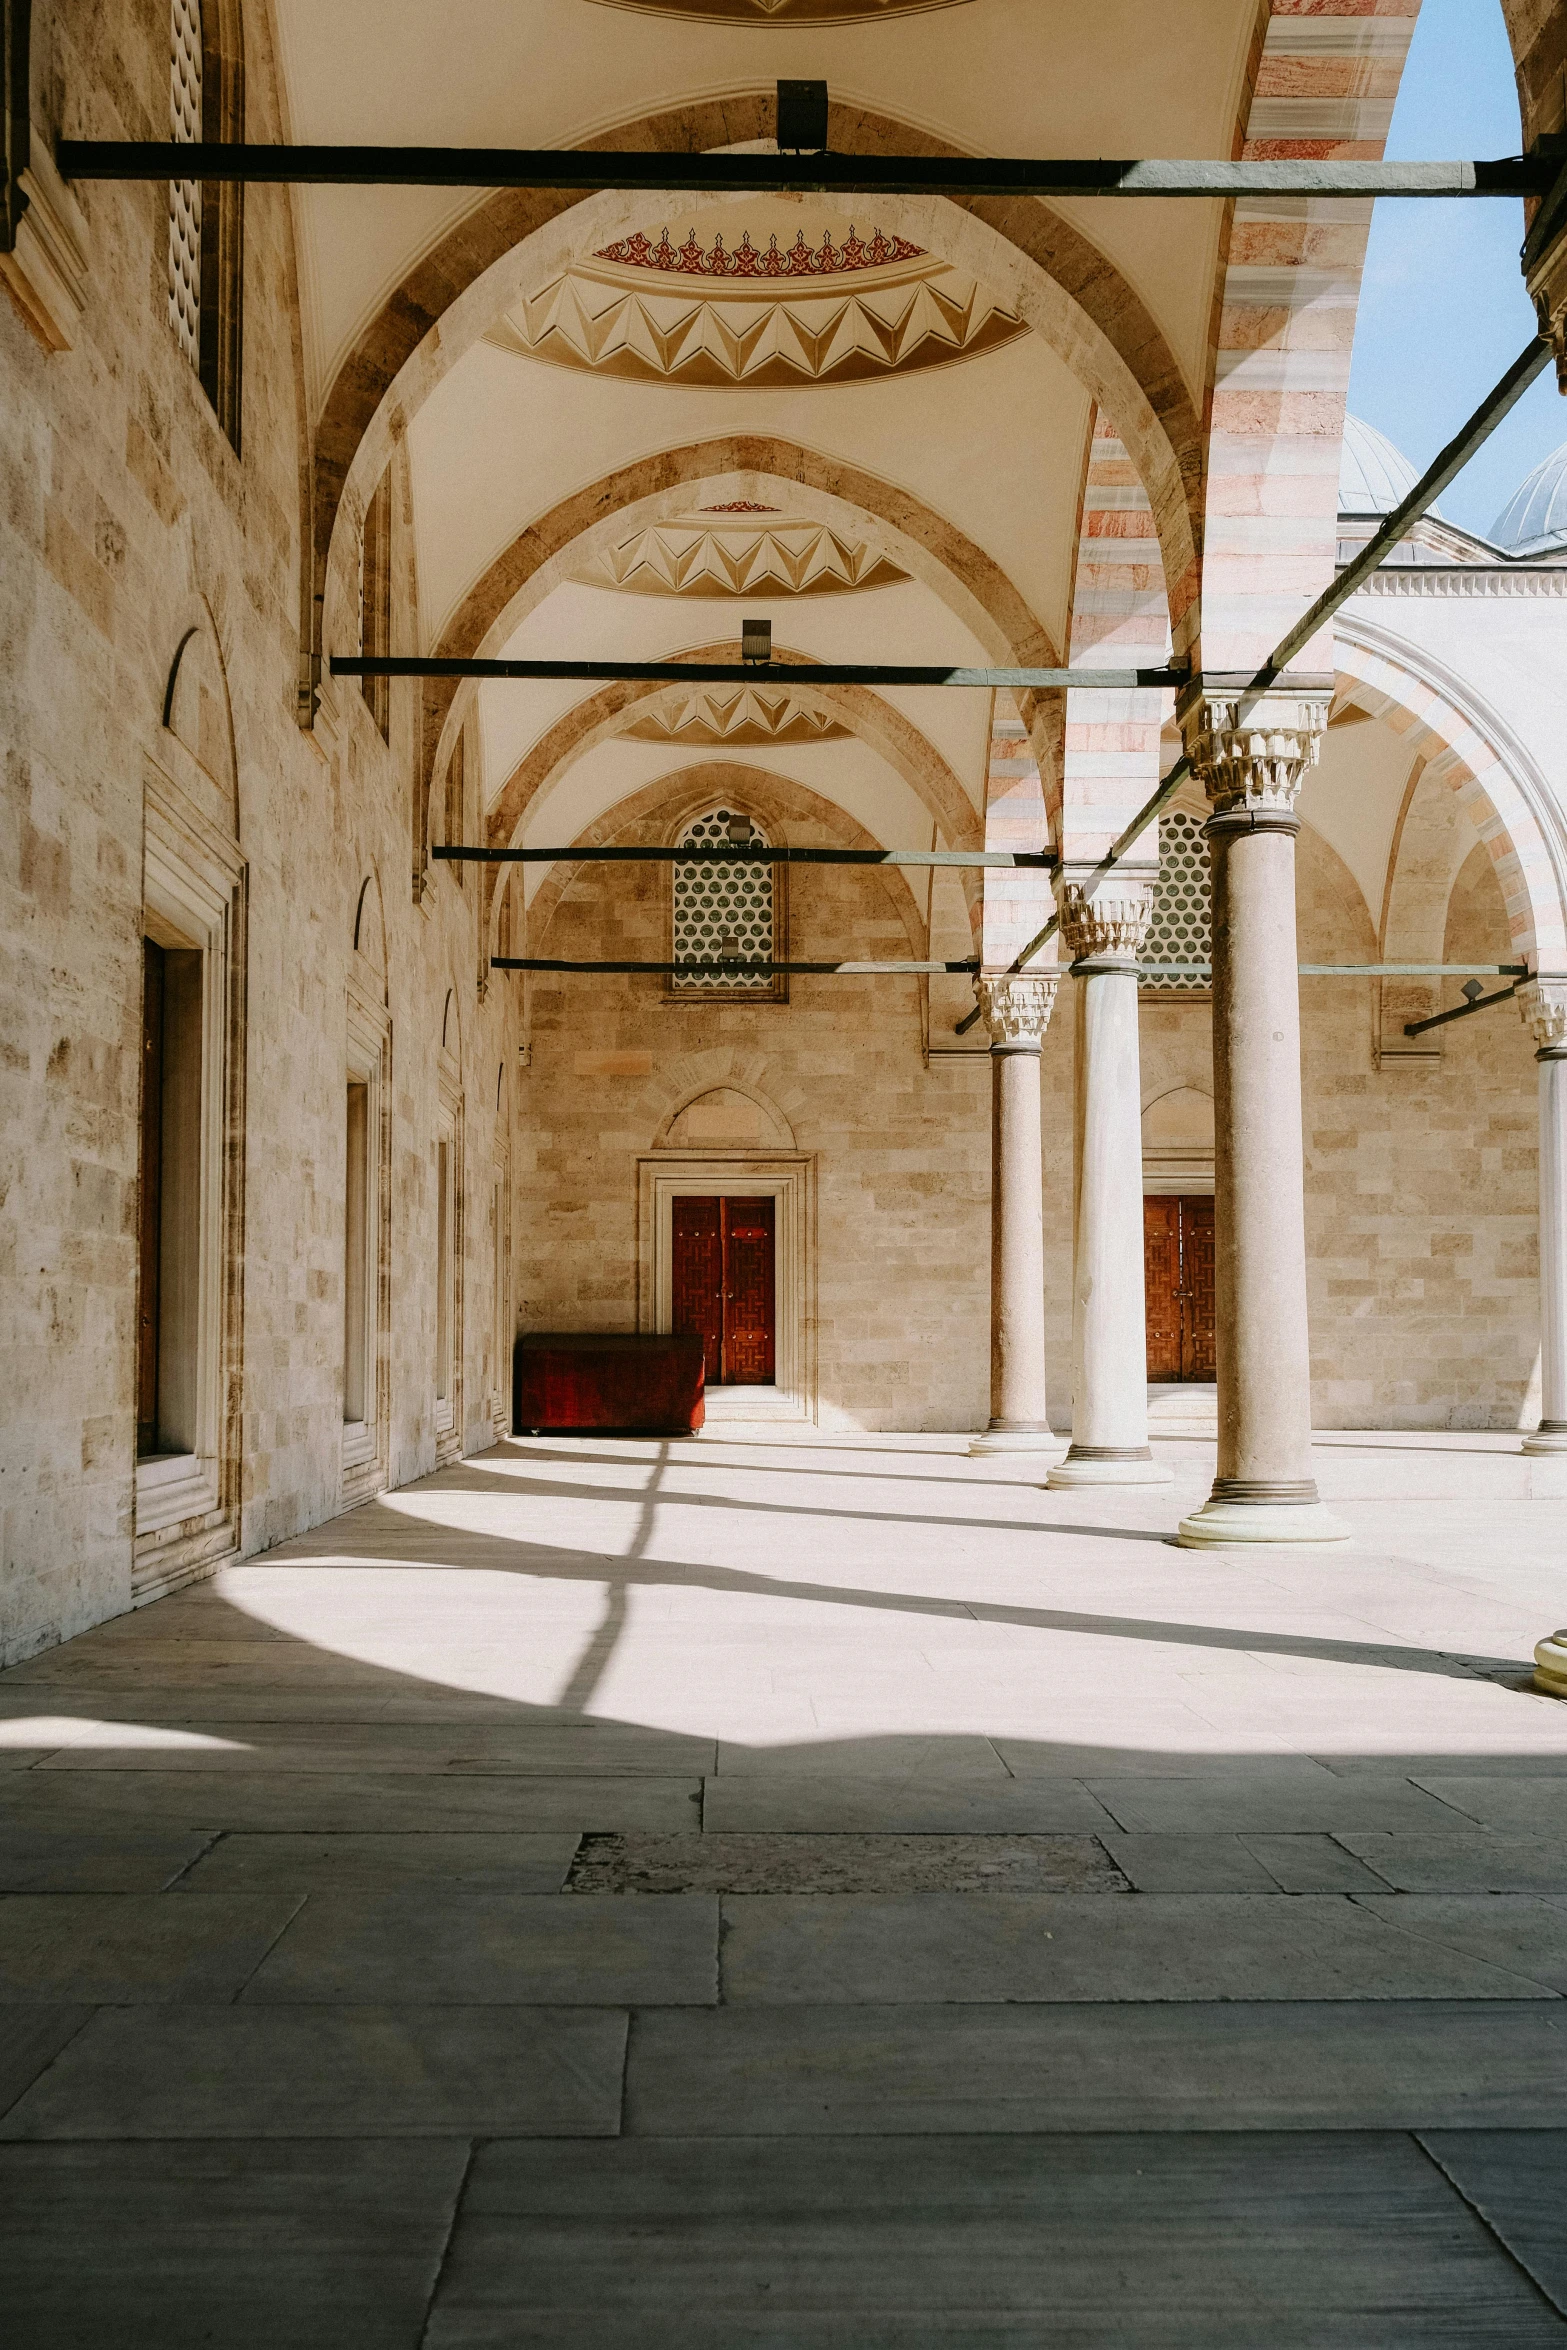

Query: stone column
1048;882;1171;1489
1522;981;1567;1459
969;975;1059;1456
1174;692;1347;1546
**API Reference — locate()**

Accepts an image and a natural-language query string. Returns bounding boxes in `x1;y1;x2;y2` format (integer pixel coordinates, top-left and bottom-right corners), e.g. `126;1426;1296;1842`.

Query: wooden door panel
1143;1197;1183;1382
671;1196;723;1387
721;1198;776;1385
1181;1196;1216;1381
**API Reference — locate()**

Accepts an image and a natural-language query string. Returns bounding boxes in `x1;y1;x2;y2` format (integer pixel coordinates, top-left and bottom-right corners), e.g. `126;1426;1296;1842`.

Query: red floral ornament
593;224;925;278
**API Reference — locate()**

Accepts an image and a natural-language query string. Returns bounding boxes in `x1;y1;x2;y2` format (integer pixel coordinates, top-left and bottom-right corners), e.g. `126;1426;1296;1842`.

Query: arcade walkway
3;1429;1567;2343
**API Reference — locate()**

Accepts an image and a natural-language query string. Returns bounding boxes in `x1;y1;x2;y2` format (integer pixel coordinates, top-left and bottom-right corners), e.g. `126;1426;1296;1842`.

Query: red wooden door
671;1196;776;1386
1143;1195;1216;1382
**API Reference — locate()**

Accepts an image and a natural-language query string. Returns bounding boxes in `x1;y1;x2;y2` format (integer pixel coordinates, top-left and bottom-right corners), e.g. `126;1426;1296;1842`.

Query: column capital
975;973;1058;1050
1524;197;1567;394
1520;977;1567;1056
1179;689;1331;819
1057;879;1154;968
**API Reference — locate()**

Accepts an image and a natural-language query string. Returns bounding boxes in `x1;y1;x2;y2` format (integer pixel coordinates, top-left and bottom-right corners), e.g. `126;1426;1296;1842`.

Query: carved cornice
975;974;1057;1049
1520;978;1567;1054
1057;881;1152;965
1350;566;1567;599
1180;691;1330;817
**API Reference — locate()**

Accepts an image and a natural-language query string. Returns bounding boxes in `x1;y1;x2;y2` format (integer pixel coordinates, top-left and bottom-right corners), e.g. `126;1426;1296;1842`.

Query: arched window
672;807;782;999
167;0;243;447
1141;805;1211;993
359;470;394;743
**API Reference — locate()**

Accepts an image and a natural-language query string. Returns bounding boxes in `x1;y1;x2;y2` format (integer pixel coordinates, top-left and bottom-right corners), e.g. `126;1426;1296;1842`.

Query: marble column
1174;692;1348;1546
1048;882;1171;1489
1522;981;1567;1460
969;975;1059;1456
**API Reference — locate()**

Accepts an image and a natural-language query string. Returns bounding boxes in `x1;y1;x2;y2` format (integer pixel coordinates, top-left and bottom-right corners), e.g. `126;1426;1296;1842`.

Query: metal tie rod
56;144;1557;199
437;845;1054;870
335;657;1186;692
955;330;1556;1033
493;958;979;976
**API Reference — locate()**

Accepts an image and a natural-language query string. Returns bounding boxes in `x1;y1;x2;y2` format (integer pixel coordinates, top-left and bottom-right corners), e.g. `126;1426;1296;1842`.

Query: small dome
1490;441;1567;557
1339;414;1441;519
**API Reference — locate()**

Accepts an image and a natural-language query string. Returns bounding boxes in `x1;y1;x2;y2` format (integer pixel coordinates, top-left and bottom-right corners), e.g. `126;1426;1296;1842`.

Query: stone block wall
0;0;512;1662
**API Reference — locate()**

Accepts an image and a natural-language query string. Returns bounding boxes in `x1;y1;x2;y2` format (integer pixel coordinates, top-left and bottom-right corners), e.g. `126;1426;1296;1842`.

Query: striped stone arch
1334;618;1567;971
1198;2;1423;672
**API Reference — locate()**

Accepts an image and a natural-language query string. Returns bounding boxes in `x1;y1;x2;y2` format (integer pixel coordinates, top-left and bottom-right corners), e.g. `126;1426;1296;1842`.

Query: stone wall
0;0;512;1662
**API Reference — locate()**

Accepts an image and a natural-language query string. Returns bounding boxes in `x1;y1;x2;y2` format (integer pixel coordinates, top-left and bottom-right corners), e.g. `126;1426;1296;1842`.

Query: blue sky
1347;0;1564;539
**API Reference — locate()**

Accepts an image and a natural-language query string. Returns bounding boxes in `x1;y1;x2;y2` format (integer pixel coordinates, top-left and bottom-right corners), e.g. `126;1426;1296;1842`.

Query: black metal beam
493;957;978;976
56;143;1557;199
1404;982;1520;1037
436;845;1056;869
334;656;1188;692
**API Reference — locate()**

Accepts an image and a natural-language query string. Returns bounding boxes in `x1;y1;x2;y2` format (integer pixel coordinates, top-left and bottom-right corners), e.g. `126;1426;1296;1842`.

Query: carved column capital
1525;197;1567;394
975;974;1057;1051
1057;880;1154;968
1179;690;1331;820
1520;978;1567;1057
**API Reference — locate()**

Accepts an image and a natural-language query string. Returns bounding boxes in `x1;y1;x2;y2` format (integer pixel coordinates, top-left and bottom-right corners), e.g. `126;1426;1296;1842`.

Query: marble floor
3;1426;1567;2343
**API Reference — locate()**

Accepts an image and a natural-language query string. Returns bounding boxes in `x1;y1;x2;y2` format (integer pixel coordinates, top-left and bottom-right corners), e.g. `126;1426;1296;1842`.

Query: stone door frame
636;1155;816;1424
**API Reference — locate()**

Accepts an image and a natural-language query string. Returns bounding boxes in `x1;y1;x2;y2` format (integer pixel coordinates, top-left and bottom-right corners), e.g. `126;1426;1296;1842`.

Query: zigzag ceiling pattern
589;1;969;18
579;514;909;597
620;691;851;745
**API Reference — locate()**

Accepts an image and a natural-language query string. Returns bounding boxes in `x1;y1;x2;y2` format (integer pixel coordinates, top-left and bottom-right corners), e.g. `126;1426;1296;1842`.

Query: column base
1047;1446;1173;1489
969;1423;1062;1457
1535;1630;1567;1697
1175;1493;1349;1548
1523;1422;1567;1456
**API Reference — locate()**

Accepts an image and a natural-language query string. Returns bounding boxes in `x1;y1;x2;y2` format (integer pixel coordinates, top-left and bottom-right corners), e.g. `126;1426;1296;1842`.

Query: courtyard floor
3;1426;1567;2342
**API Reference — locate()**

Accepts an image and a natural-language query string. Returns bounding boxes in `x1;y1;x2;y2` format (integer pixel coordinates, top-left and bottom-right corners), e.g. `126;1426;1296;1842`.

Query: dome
1490;441;1567;557
1339;414;1442;519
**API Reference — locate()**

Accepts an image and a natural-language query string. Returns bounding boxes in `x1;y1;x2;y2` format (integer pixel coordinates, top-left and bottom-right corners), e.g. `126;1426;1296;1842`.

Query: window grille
1141;805;1211;991
672;808;775;993
168;0;203;368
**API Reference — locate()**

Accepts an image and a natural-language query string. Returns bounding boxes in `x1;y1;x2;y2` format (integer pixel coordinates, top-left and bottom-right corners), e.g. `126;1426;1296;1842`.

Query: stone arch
1499;1;1567;146
635;1047;806;1153
441;984;461;1063
417;453;1053;884
161;601;240;840
351;867;389;999
1335;617;1567;971
478;648;983;957
306;94;1204;718
655;1080;798;1152
517;759;938;975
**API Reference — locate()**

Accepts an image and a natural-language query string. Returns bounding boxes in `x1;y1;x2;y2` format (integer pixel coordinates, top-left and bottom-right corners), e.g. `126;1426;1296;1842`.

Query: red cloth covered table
513;1333;706;1435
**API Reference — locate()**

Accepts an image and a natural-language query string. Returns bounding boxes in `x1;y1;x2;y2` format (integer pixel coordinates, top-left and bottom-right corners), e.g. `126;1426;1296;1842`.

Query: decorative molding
1180;691;1330;817
486;234;1027;389
590;0;969;19
580;512;909;599
594;224;925;278
975;974;1057;1049
702;500;779;513
1057;881;1153;965
1350;565;1567;600
622;690;850;746
1520;978;1567;1054
0;125;89;351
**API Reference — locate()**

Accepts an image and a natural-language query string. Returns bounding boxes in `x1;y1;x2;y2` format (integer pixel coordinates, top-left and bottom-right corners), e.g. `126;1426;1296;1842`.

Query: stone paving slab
242;1889;719;2004
0;1824;216;1891
180;1831;581;1893
1419;2130;1567;2318
1087;1774;1476;1835
37;1722;717;1775
0;1893;303;2003
625;2001;1567;2135
421;2133;1563;2343
0;2139;470;2348
566;1832;1126;1897
714;1736;1011;1777
1354;1894;1567;1994
424;2317;1556;2347
0;1769;704;1835
1414;1778;1567;1833
1338;1833;1567;1893
1100;1834;1285;1893
0;2004;627;2139
1244;1834;1397;1892
718;1892;1560;2003
0;2008;91;2117
703;1776;1118;1834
